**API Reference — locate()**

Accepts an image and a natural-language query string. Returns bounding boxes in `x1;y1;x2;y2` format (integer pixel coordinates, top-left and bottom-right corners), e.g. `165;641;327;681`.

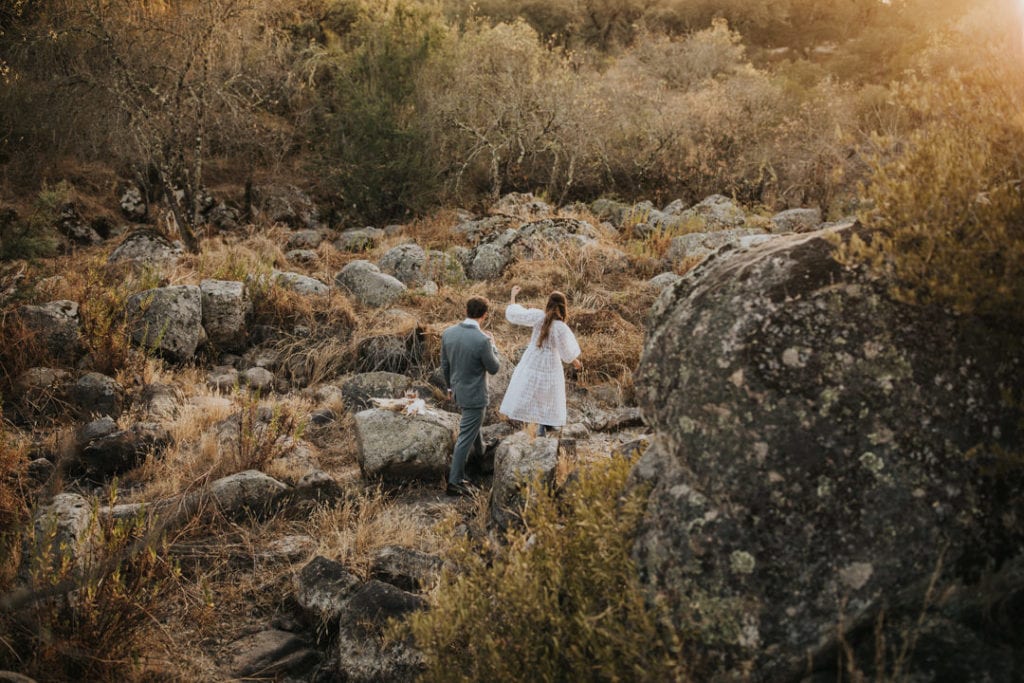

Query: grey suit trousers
450;406;484;485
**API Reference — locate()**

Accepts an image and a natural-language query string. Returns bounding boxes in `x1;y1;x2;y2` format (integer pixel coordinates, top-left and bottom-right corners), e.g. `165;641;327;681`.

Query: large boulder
126;285;206;362
200;279;251;351
632;227;1024;681
14;300;80;360
272;270;329;296
353;408;460;482
336;260;407;308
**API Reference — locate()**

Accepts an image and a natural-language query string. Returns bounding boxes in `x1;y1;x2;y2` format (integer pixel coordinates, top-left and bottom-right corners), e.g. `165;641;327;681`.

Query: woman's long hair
538;291;568;348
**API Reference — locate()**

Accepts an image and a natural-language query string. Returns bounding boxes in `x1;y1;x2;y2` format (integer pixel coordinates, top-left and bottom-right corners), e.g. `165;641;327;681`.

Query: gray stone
118;185;147;221
241;366;276;392
424;249;466;286
771;207;822;233
272;270;329;296
379;243;428;286
108;227;184;264
15;300;80;359
334;580;426;683
340;372;416;412
285;248;320;265
490;192;553;220
125;285;206;362
207;365;239;392
370;546;443;592
286;228;324;250
633;226;1024;681
294;555;361;627
490;432;559;530
336;260;407;308
140;382;179;420
467;242;511;281
335;227;384;252
646;272;683;291
22;493;93;578
258;184;319;228
16;367;71;421
353;408;460;482
71;372;124;419
664;227;766;264
200;279;250;351
203;470;289;516
676;193;747;230
226;629;322;680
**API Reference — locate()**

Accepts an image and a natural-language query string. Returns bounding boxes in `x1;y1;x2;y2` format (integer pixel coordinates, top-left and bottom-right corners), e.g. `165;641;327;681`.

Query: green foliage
406;455;688;682
0;181;69;260
836;24;1024;326
307;0;446;224
1;487;181;680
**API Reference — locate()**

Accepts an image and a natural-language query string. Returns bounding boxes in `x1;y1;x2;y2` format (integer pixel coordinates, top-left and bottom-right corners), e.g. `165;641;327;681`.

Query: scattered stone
353;407;460;482
71;372;124;419
108;227;184;265
664;227;766;264
770;207;822;234
57;203;102;245
140;382;179;420
335;227;385;253
647;272;683;291
15;300;80;360
272;270;329;296
125;285;206;362
285;248;319;265
335;260;407;308
118;185;147;221
379;243;428;286
241;366;276;393
340;372;416;412
21;493;92;578
490;432;559;530
208;365;240;392
16;367;71;422
27;458;55;484
286;228;324;250
226;629;323;681
369;546;443;592
676;194;747;230
294;555;361;627
257;184;319;228
200;279;251;351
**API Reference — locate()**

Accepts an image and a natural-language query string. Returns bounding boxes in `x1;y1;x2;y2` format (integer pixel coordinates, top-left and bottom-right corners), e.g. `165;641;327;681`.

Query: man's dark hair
466;296;490;319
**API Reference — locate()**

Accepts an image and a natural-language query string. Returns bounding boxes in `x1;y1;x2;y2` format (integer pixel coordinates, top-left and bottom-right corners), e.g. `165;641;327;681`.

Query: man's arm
480;334;500;375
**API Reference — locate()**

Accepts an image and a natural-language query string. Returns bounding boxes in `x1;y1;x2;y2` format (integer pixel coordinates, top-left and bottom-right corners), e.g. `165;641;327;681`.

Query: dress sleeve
556;323;581;363
505;303;546;327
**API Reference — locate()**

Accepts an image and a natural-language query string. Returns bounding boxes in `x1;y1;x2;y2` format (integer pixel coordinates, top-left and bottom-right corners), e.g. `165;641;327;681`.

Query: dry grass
305;485;450;577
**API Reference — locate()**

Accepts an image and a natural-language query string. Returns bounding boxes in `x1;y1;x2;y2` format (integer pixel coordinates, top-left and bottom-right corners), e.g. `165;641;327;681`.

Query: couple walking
440;286;582;497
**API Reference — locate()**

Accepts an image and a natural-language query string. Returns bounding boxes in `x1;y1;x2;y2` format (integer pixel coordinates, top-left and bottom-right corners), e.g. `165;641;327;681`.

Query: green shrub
0;181;69;261
406;455;689;682
307;0;446;224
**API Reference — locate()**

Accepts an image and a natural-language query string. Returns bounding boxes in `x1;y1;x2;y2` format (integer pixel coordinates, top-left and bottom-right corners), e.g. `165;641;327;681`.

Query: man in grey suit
441;296;501;496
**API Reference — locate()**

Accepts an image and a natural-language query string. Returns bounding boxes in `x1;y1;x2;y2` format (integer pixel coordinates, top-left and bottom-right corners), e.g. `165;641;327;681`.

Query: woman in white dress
499;286;582;436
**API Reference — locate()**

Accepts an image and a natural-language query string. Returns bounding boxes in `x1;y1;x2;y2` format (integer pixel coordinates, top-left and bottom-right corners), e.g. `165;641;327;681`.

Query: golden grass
305;485;450;578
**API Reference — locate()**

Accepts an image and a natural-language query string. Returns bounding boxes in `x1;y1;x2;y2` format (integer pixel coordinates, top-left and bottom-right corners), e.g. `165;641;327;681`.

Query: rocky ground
1;186;826;680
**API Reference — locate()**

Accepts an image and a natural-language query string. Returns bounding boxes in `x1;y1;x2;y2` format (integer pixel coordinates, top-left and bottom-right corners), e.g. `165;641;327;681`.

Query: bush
306;0;447;224
836;28;1024;326
0;182;68;261
1;488;181;681
406;455;689;682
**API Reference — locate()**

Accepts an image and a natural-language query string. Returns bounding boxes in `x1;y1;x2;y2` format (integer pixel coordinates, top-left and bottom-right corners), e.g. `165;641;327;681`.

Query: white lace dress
499;303;581;426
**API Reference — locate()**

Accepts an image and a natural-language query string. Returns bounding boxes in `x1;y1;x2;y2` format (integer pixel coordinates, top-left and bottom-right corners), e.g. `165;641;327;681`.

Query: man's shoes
445;480;475;497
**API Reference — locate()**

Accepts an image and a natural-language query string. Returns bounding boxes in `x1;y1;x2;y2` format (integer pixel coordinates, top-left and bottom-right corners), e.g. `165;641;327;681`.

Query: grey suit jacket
441;321;500;409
